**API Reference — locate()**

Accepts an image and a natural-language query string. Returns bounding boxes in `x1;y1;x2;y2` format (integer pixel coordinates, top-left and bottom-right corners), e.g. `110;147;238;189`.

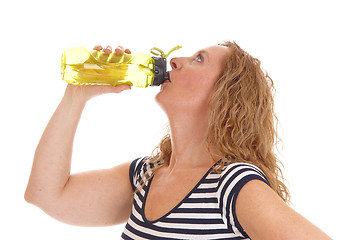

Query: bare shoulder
110;160;132;182
236;180;332;240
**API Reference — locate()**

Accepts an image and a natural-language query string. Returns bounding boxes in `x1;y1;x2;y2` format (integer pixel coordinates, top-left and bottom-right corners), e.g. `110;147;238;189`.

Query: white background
1;0;353;239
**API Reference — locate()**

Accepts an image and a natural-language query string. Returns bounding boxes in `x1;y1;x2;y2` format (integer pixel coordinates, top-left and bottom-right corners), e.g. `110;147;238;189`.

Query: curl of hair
145;41;290;202
206;41;289;202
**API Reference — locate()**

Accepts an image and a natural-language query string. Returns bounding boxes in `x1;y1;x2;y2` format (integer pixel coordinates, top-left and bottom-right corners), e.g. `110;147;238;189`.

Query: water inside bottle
61;47;155;87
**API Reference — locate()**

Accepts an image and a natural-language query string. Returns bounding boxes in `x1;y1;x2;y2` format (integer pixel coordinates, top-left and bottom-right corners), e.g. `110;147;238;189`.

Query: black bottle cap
151;56;169;86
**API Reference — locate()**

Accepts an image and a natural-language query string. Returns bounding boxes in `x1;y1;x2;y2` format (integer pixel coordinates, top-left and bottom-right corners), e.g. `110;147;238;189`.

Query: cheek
181;69;211;88
156;69;218;111
183;76;216;108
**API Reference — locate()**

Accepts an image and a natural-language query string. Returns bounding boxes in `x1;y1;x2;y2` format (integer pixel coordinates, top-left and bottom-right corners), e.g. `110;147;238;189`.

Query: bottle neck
151;56;169;86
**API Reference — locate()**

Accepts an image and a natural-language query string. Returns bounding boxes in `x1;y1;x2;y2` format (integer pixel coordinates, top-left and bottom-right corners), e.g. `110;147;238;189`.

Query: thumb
111;84;132;93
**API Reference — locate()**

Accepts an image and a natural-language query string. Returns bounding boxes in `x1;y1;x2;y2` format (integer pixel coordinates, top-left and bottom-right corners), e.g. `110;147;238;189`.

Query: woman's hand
64;45;133;103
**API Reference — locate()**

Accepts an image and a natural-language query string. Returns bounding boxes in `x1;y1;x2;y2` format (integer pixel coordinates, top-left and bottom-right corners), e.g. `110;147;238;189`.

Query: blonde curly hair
145;40;290;202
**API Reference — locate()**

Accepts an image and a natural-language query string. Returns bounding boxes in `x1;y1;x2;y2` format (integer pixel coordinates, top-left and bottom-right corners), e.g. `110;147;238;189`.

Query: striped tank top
121;157;270;239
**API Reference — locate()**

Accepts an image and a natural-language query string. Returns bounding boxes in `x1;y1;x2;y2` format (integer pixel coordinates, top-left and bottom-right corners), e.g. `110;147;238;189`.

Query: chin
155;83;172;103
154;90;166;110
155;89;162;102
155;91;176;116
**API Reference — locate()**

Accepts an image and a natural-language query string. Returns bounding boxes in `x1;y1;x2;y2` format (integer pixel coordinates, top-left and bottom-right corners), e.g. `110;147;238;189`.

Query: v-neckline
142;162;218;223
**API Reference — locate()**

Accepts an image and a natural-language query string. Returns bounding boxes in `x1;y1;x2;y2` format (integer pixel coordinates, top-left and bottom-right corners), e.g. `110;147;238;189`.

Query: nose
170;57;183;70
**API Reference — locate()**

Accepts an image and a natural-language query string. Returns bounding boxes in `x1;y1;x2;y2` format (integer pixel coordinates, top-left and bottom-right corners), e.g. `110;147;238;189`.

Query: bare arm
236;180;332;240
25;45;134;226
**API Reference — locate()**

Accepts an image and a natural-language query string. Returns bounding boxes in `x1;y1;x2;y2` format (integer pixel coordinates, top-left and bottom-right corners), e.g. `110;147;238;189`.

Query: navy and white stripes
121;157;270;240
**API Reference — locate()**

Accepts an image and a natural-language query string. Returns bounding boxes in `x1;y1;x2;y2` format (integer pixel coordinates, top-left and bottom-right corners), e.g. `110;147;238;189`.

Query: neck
166;110;217;171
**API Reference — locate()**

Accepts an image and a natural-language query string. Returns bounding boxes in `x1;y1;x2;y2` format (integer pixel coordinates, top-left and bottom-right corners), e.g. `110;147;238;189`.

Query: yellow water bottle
61;46;181;88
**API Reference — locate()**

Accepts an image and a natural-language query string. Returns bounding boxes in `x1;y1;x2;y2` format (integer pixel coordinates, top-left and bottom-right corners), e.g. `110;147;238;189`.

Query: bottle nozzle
151;57;168;86
150;46;182;86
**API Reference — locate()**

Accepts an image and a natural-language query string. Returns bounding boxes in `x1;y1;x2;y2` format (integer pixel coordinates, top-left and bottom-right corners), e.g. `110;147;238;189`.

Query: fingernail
115;48;123;54
104;46;112;53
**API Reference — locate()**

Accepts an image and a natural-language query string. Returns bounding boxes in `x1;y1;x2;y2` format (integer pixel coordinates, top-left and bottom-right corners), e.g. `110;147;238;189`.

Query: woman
25;41;331;239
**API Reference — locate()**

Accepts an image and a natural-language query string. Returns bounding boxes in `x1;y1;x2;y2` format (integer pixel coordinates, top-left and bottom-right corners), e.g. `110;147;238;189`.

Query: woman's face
155;45;230;115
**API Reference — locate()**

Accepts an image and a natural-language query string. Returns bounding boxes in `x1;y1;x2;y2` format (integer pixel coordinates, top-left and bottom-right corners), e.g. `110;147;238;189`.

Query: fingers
93;45;112;53
93;45;131;54
115;45;124;54
101;84;132;94
93;45;103;51
113;84;132;93
115;45;131;54
103;45;112;53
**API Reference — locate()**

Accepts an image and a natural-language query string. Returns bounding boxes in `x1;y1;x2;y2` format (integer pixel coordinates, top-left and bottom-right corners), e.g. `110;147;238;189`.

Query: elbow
24;186;62;210
24;187;36;204
24;191;30;203
24;186;45;205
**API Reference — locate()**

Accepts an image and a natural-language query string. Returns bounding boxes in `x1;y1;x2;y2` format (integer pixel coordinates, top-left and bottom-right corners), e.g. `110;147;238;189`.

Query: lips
167;71;172;82
161;72;172;85
161;74;171;87
163;80;171;84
